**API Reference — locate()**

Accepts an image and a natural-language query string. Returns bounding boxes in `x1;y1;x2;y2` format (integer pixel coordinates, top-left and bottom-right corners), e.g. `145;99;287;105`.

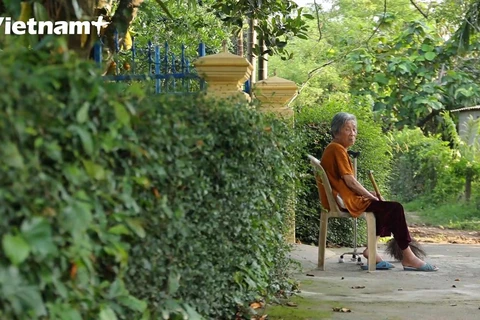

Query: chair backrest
307;154;343;214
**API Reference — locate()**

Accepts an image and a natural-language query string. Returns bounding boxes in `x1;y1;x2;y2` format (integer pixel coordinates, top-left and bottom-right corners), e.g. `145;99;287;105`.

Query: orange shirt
319;142;371;217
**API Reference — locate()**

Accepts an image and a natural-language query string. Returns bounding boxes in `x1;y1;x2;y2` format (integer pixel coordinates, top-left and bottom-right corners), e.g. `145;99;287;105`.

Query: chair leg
318;214;328;270
365;212;377;272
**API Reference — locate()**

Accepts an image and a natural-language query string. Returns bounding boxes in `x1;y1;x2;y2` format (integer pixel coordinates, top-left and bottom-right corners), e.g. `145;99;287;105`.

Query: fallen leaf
42;207;56;217
70;262;78;280
351;285;365;289
286;302;297;307
333;307;351;313
455;278;460;281
250;302;263;309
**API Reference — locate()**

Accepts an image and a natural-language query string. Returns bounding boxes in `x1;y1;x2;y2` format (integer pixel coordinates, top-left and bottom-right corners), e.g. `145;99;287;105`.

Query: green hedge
295;96;392;246
125;97;297;319
0;45;147;319
0;42;296;319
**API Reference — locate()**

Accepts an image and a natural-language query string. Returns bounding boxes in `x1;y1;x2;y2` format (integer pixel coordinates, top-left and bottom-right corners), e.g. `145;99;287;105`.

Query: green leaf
168;274;180;295
49;304;82;320
133;176;151;188
99;306;118;320
82;160;106;180
455;87;474;99
2;234;31;265
108;224;131;235
108;279;128;298
16;285;47;316
398;63;410;74
112;101;131;126
21;217;56;257
162;299;183;318
126;218;146;238
429;100;443;110
74;126;94;155
421;44;434;52
373;102;386;111
3;143;24;169
45;141;62;161
374;73;388;85
424;51;436;61
183;304;203;320
60;193;93;236
117;295;147;313
76;103;90;123
0;267;46;316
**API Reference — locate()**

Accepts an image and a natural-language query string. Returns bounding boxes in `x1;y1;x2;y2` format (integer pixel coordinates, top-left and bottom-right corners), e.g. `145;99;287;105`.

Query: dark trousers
365;200;412;250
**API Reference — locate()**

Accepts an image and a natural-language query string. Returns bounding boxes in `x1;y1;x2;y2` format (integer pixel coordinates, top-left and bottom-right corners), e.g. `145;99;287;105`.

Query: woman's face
335;120;357;148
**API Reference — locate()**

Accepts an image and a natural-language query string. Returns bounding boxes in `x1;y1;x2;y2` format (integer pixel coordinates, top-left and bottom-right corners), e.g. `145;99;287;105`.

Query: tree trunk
42;0;98;58
257;35;267;81
102;0;143;52
465;168;473;202
247;18;257;88
236;31;244;57
32;0;142;58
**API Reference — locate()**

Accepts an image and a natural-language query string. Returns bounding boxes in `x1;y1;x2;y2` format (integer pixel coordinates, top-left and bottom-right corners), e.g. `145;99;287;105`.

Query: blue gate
93;31;206;94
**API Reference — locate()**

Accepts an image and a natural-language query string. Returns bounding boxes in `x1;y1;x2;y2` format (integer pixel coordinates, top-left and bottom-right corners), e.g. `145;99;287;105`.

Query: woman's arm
343;175;379;201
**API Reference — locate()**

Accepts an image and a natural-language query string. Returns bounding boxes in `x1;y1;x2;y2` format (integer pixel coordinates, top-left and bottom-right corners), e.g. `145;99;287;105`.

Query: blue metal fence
93;31;206;94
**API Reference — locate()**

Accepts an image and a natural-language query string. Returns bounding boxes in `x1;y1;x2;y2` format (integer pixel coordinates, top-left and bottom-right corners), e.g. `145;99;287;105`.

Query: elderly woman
320;112;438;271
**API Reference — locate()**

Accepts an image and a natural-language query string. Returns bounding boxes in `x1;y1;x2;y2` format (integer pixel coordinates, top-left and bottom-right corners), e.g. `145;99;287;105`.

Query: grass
404;199;480;230
263;295;336;320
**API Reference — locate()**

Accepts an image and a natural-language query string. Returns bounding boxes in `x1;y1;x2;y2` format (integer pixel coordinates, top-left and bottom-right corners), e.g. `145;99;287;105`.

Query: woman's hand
344;175;380;201
362;194;379;201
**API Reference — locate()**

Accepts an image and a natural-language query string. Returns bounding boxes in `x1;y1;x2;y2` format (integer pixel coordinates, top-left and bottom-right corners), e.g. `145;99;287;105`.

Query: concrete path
288;243;480;320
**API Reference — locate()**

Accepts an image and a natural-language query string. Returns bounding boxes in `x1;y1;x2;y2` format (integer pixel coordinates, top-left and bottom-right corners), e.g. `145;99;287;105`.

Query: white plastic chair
307;154;377;272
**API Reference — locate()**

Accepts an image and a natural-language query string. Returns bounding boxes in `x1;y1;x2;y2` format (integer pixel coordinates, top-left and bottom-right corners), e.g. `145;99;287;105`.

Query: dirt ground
408;224;480;244
406;211;480;244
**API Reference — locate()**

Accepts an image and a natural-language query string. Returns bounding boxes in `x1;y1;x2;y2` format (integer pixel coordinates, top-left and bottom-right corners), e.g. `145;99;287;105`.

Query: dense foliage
124;97;298;319
0;42;297;319
0;43;147;320
388;128;457;203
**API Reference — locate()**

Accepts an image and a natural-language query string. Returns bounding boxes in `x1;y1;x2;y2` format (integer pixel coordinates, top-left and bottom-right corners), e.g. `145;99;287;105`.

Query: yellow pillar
193;43;253;101
253;75;298;118
254;75;298;243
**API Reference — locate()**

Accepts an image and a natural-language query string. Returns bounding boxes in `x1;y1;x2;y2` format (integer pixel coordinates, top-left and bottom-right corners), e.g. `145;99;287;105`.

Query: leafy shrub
125;96;297;319
388;128;458;203
0;44;146;319
295;96;392;246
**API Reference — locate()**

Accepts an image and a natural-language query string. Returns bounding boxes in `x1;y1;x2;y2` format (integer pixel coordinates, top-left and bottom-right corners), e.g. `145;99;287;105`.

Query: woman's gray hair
331;112;357;137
